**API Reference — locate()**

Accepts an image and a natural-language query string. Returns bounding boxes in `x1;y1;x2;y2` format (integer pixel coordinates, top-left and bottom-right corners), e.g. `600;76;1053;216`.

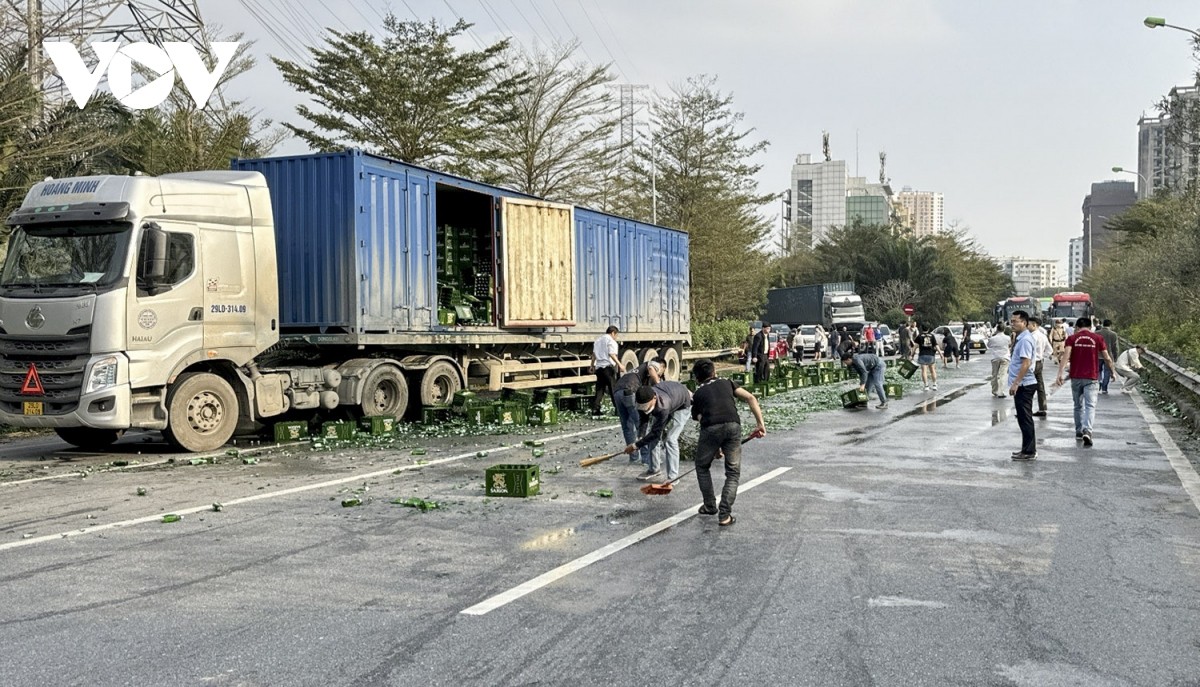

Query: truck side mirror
138;223;168;287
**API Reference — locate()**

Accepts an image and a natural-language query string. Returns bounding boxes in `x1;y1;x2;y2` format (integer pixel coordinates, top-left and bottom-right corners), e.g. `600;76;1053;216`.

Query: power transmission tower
6;0;206;101
610;83;647;165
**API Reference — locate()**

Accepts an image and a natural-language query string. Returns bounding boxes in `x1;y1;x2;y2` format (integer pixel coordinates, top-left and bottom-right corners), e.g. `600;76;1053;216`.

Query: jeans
866;365;886;404
990;358;1008;395
592;365;617;415
1071;378;1098;434
650;407;690;480
695;422;743;517
613;389;648;464
1015;384;1037;454
1100;363;1114;392
1033;360;1046;412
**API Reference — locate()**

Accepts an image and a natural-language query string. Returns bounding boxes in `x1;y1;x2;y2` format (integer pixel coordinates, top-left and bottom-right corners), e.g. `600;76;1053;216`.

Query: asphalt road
3;359;1200;686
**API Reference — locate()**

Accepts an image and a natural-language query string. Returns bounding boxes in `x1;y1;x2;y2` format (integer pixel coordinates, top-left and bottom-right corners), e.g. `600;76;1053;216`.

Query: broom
641;434;756;495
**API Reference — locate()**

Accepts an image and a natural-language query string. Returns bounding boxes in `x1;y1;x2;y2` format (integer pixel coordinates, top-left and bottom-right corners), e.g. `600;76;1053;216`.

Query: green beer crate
422;405;452;424
841;389;869;408
557;394;589;412
885;383;904;399
360;415;396;435
819;369;839;385
573;382;597;396
485;463;541;498
728;372;747;384
538;387;565;405
465;405;496;424
451;390;479;411
492;401;528;426
898;358;919;379
273;421;308;443
321;420;357;440
501;389;535;408
528;402;558;426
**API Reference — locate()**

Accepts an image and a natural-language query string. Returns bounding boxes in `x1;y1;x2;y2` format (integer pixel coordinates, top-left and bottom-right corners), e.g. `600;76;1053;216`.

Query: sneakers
932;384;938;391
1082;431;1093;447
876;403;888;409
1010;451;1037;461
637;470;664;482
923;385;930;391
1032;410;1047;417
1076;432;1083;440
698;504;718;515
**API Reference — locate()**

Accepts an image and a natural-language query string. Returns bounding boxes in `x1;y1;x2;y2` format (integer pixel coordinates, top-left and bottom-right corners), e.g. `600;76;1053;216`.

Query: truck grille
0;326;90;415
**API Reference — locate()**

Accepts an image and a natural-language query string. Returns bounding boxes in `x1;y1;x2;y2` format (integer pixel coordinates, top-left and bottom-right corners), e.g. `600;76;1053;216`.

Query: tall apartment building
1000;257;1060;295
1067;236;1084;288
895;188;944;238
1081;180;1136;271
790;154;847;247
1137;85;1200;198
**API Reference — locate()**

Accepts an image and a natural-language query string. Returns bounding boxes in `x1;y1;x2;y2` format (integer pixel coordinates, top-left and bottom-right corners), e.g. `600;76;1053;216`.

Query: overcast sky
199;0;1200;269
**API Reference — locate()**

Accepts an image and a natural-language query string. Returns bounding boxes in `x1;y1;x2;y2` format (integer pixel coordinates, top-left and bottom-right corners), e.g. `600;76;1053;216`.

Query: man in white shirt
1115;345;1146;392
591;326;621;417
987;327;1012;398
1027;317;1054;417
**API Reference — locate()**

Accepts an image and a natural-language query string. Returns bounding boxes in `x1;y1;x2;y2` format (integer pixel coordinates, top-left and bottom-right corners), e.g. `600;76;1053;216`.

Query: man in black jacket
689;359;765;527
750;323;771;384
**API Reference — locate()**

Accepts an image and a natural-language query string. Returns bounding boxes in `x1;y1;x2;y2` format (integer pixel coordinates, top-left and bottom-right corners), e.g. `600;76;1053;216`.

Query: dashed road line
460;466;794;616
0;425;616;553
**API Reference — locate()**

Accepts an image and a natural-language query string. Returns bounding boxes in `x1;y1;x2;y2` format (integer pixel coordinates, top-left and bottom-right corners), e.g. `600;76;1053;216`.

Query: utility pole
26;0;43;98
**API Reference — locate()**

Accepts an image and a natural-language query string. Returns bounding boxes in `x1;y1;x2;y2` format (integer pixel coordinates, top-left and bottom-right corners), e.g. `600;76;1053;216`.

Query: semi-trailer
0;150;690;451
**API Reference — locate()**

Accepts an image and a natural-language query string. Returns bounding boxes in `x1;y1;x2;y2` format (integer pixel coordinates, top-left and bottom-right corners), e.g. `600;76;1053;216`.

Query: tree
487;42;621;204
627;76;773;321
863;279;917;322
273;16;526;178
125;32;283;175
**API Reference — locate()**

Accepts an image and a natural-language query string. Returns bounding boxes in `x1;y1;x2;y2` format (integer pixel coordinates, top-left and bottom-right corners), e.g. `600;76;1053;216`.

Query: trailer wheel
360;365;408;417
55;427;124;450
639;348;660;366
419;361;461;407
661;347;682;381
619;350;640;374
162;372;239;452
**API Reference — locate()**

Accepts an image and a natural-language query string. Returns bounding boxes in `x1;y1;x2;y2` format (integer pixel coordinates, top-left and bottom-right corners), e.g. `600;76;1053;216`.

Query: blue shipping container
232;150;689;341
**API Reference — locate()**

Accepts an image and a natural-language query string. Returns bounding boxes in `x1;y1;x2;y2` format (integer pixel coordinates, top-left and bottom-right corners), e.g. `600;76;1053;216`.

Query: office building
1000;257;1060;295
845;176;893;227
895;188;944;238
1081;181;1136;271
1067;236;1084;288
790;154;847;247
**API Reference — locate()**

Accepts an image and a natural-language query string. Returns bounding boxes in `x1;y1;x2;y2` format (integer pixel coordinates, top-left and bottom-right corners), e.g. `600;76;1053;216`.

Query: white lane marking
1;458;174;486
867;596;947;609
1130;391;1200;514
0;425;615;553
460;466;794;616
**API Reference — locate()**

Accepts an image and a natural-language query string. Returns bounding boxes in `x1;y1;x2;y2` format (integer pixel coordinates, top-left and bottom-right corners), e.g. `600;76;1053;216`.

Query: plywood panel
501;198;575;327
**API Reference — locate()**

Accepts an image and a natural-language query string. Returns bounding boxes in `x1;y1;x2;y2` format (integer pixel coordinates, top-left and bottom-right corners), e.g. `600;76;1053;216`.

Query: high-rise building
1081;180;1136;272
790;154;847;247
1137;85;1200;198
845;176;893;227
1068;237;1084;288
1000;257;1060;295
895;188;944;238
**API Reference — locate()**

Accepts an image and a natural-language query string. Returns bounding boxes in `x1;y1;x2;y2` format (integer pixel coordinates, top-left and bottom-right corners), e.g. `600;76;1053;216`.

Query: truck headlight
85;356;119;394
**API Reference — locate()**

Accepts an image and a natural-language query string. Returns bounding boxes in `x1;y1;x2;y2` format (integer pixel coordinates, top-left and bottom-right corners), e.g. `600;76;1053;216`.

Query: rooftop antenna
822;131;831;162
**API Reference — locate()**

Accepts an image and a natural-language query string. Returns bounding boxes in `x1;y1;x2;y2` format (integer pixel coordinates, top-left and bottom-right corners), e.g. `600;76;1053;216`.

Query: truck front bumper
0;383;132;430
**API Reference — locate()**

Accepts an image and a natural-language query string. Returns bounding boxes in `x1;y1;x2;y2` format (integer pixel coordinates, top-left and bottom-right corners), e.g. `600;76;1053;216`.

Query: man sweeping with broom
687;359;765;526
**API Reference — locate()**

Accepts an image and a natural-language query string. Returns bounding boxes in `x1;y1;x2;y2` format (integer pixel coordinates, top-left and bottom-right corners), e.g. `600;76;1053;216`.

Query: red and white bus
1048;292;1094;322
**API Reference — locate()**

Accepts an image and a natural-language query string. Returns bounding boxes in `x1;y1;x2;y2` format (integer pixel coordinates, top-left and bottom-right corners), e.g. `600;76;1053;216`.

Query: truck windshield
0;223;131;294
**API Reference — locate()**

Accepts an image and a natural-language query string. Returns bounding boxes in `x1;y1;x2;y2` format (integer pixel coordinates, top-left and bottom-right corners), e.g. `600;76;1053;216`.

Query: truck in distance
763;282;865;331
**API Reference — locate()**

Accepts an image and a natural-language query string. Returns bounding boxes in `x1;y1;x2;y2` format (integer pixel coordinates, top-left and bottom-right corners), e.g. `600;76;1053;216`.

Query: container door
499;198;575;327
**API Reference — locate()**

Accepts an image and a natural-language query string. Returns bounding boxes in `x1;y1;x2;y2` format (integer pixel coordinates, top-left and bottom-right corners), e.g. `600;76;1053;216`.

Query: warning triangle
21;364;44;395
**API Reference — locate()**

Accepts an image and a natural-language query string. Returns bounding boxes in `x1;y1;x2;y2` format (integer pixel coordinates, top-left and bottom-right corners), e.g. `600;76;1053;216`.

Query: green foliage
273;16;526;179
691;319;751;349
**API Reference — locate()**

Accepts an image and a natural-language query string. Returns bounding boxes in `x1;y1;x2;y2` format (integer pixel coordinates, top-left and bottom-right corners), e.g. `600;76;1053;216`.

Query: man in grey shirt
1096;319;1119;394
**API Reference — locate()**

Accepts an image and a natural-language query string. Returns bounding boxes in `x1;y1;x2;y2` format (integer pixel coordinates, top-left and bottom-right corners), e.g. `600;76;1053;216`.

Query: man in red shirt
1055;317;1117;447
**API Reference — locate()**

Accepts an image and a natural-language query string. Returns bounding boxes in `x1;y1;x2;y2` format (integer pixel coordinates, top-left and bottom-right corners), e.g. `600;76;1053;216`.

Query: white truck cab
0;172;328;451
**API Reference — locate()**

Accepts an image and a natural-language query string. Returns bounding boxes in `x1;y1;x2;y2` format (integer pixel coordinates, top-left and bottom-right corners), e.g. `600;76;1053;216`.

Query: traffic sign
902;304;915;316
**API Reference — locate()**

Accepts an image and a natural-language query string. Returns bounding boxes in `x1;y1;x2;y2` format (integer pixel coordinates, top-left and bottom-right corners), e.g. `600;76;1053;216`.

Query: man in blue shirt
1007;310;1039;460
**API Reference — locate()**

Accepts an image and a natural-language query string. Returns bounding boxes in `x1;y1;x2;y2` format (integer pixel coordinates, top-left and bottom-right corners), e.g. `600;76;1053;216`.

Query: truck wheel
419;361;461;407
163;372;239;452
661;347;681;381
55;427;124;450
360;365;408;417
619;350;640;374
639;348;659;366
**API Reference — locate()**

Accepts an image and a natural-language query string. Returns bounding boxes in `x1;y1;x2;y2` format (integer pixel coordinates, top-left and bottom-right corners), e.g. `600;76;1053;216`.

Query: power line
574;0;626;80
526;0;562;41
588;0;641;81
506;0;543;44
441;0;486;50
237;0;308;62
550;3;595;63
